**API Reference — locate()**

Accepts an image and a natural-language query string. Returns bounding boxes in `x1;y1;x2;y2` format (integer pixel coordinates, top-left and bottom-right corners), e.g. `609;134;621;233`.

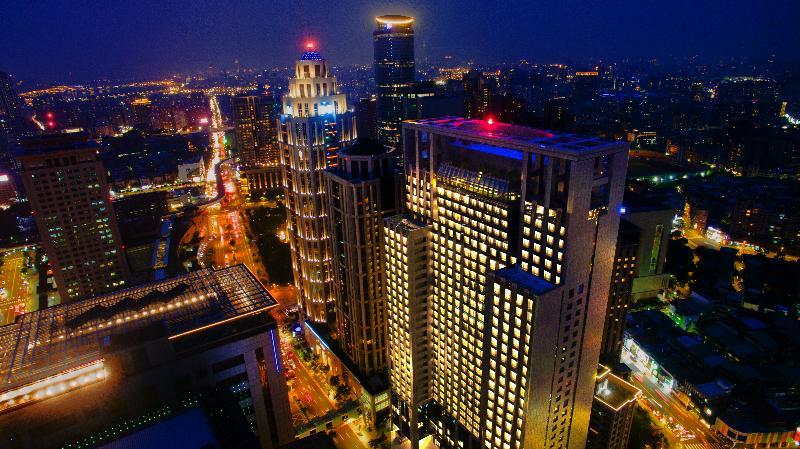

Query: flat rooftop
595;366;640;411
404;117;627;160
0;265;276;393
17;133;97;156
493;265;555;295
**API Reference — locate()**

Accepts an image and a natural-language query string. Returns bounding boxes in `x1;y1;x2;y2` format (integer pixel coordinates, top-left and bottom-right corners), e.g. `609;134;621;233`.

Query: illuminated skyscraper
387;117;628;449
373;15;415;148
384;215;432;445
324;140;402;377
279;44;356;323
233;93;279;168
18;134;130;302
600;221;639;364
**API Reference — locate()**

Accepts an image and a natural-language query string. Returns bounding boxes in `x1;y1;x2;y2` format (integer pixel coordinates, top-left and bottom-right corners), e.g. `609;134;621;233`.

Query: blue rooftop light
300;51;323;61
450;140;523;160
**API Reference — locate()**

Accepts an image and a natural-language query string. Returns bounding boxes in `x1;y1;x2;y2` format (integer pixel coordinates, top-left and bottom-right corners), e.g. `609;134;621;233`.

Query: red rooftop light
487;117;494;125
306;42;315;50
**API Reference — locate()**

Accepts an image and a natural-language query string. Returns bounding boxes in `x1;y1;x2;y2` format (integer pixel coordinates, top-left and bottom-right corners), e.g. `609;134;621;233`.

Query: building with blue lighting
278;45;356;323
386;117;629;449
373;15;416;149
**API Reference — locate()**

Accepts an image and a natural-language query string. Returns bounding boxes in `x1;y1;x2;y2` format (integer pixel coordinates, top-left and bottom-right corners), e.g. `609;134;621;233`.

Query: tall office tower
384;215;432;446
129;97;152;128
544;96;573;131
233;93;279;167
18;134;130;302
356;97;378;140
374;15;415;148
279;45;356;323
0;72;22;120
324;140;402;377
586;366;640;449
0;71;23;157
572;70;601;103
600;220;639;365
389;117;628;449
462;69;495;119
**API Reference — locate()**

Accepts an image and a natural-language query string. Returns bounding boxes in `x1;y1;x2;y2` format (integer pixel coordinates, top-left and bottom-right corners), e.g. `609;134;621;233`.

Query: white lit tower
278;43;356;323
386;117;628;449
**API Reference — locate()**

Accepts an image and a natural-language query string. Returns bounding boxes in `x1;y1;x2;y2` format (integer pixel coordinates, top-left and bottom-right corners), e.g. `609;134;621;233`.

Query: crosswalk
681;443;729;449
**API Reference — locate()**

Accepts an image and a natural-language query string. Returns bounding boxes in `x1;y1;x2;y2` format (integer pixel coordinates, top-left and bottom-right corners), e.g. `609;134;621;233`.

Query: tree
665;238;694;285
329;375;340;387
627;408;667;449
335;384;352;402
368;434;388;449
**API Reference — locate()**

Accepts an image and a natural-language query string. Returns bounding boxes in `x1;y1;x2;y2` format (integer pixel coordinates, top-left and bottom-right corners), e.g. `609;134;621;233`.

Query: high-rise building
279;45;356;323
0;71;22;121
543;96;573;131
388;117;628;449
17;134;130;302
0;172;18;207
374;15;415;148
0;265;293;449
356;97;378;140
0;71;24;157
129;97;152;128
384;215;432;445
324;140;402;378
462;69;495;119
233;93;279;168
600;220;639;365
587;366;640;449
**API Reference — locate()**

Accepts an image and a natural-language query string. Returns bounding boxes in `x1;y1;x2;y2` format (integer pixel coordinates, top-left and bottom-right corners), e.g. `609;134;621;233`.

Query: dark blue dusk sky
3;0;799;84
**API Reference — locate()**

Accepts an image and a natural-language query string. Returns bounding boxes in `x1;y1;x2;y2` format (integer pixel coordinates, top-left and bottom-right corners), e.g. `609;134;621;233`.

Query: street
630;371;729;449
175;93;368;448
0;247;39;325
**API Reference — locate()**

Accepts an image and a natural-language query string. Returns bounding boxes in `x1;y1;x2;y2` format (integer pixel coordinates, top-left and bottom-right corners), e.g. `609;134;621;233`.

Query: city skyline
3;0;800;84
2;3;800;449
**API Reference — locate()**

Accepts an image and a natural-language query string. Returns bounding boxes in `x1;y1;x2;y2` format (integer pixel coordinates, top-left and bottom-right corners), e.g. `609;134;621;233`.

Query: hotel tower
385;117;628;449
278;44;356;323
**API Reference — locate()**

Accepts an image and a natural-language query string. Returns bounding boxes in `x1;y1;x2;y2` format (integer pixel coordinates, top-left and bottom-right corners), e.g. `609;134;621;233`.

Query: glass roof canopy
0;265;276;392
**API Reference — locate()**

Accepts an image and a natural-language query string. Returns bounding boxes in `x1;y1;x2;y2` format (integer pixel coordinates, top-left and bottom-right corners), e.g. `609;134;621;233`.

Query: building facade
374;15;415;148
233;93;279;169
387;117;628;449
18;134;130;302
0;72;22;120
0;71;24;156
587;366;640;449
356;97;378;140
279;47;356;323
324;140;402;377
384;216;432;445
0;265;292;449
600;220;640;364
625;206;676;301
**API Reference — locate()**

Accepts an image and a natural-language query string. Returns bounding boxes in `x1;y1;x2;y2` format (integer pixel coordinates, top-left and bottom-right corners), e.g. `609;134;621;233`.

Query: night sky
3;0;799;84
